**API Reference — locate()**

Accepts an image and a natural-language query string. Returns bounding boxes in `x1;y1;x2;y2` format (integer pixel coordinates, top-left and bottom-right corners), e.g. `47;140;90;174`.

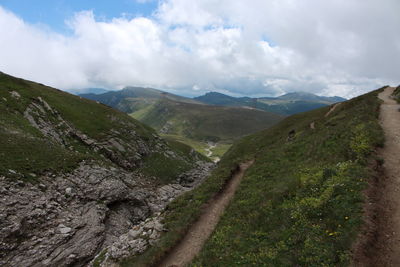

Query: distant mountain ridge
74;87;109;95
80;87;345;116
80;86;201;114
275;92;346;102
194;91;346;115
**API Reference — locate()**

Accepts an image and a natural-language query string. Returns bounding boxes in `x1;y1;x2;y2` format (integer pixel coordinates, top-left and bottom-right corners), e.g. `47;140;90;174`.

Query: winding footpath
359;87;400;266
374;87;400;266
158;160;254;267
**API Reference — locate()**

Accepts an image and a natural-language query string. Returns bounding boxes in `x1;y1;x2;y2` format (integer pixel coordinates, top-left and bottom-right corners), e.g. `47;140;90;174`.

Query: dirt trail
355;87;400;266
158;160;254;267
325;102;341;117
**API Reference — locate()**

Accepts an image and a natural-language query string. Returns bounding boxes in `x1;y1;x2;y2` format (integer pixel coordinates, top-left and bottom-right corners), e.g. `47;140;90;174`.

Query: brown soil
353;87;400;266
158;160;254;267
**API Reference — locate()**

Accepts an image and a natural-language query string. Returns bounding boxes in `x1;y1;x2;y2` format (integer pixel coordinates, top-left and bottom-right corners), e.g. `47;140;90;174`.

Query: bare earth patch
325;102;341;117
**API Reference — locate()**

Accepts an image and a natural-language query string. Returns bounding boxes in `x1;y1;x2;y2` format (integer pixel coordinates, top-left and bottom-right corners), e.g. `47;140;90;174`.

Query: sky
0;0;399;98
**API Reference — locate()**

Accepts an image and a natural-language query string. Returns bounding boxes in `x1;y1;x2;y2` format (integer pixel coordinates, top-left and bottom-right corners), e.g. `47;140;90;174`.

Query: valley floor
356;87;400;266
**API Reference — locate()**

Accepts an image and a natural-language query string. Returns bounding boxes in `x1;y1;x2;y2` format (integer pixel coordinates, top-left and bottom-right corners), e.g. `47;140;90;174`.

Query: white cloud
0;1;399;98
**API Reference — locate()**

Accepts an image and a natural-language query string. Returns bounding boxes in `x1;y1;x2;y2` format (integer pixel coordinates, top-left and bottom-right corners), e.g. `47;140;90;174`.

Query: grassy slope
393;85;400;102
136;99;284;142
192;89;384;266
161;134;231;162
257;99;328;115
0;73;201;183
121;88;384;266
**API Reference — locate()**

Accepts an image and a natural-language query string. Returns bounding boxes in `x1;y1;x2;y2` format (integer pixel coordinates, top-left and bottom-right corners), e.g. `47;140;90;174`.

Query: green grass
191;88;384;266
161;134;209;155
93;249;108;267
209;143;231;159
393;85;400;102
141;138;210;184
161;134;231;161
130;102;156;120
120;87;384;266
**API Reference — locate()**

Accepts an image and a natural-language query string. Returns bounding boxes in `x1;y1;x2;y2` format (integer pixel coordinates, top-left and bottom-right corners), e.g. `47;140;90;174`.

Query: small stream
205;142;220;163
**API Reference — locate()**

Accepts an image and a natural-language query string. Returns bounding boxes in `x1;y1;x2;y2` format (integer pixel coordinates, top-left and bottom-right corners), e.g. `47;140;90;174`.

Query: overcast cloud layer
0;0;399;97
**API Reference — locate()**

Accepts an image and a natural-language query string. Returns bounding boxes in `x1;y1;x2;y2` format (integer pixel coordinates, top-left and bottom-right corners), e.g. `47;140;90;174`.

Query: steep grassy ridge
123;88;384;266
0;73;201;183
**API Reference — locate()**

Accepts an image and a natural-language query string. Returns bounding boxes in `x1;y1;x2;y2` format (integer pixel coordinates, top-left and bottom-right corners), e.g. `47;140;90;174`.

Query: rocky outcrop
0;161;213;267
22;96;178;170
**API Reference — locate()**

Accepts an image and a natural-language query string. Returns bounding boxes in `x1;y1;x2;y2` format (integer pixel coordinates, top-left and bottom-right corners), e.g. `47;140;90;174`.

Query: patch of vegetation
393;85;400;103
121;87;384;266
93;249;108;267
0;128;87;182
209;143;231;160
161;134;209;155
161;134;231;162
141;138;211;184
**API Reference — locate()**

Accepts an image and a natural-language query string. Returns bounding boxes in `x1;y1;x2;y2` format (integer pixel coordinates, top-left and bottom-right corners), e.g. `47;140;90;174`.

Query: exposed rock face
0;162;214;267
22;97;154;170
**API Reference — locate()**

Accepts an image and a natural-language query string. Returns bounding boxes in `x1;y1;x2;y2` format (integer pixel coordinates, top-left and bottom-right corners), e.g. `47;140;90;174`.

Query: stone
58;224;72;234
38;184;46;190
10;91;21;99
128;228;143;239
65;187;72;194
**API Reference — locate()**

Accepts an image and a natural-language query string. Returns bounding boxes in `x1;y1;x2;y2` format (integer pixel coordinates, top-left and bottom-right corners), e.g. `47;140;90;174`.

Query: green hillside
0;73;203;183
124;87;384;266
81;88;284;161
194;91;346;115
130;98;283;161
80;86;200;114
136;99;284;142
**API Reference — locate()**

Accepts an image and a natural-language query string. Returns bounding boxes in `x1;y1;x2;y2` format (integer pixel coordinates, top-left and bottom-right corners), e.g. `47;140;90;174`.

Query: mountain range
81;87;346;116
194;91;346;115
